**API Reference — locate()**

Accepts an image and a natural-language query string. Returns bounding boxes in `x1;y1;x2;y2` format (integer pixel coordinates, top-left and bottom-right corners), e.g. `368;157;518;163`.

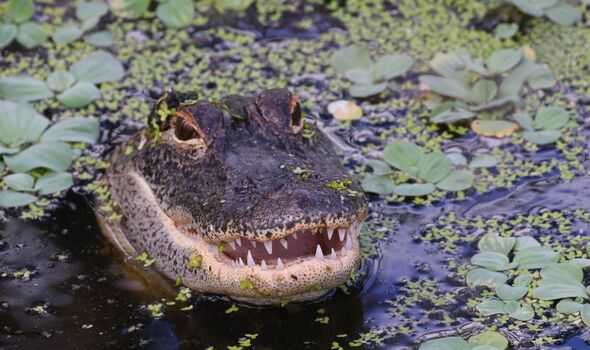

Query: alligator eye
174;117;202;141
290;97;303;134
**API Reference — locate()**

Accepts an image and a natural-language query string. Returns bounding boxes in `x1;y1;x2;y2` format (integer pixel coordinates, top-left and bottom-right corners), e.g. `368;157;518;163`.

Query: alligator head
99;88;368;304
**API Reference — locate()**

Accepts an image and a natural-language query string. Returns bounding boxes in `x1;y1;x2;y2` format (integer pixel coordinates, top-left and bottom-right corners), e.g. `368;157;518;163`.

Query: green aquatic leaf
41;117;100;144
556;299;584;314
0;76;53;102
486;48;522;74
383;141;424;178
57;81;101;108
494;23;518;39
16;22;47;49
436;169;474;192
6;0;34;23
431;109;475;124
471;252;511;271
496;283;528;301
533;283;588;300
157;0;195;28
469;154;498;169
478;234;515;255
477;298;506;316
392;183;436;197
512;112;534;131
349;83;387;98
83;31;114;47
499;59;538;97
345;69;374;84
110;0;150;18
80;16;100;32
4;173;35;192
514;246;558;269
371;54;413;81
0;101;49;147
446;152;468;166
76;1;109;21
523;130;562;145
471;79;498;103
534;106;569;130
331;45;372;74
466;268;508;288
0;24;18;49
545;3;582;26
419;75;474;102
514;236;541;251
419;337;470;350
70;50;125;84
34;172;74;195
469;331;508;350
581;304;590;326
366;160;392;176
540;263;583;284
52;22;83;45
47;71;76;92
527;64;555;90
0;190;37;208
513;272;532;286
417;151;453;184
4;141;74;173
508;302;534;321
361;174;395;195
509;0;547;16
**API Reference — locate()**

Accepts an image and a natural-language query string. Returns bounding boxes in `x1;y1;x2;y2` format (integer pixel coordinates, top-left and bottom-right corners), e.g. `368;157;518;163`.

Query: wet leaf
533;283;587;300
471;120;518;138
4;173;35;192
34;172;74;195
471;252;511;271
0;24;18;49
534;106;569;130
514;273;532;286
508;303;534;321
6;0;34;23
515;236;541;251
16;22;47;49
419;75;473;102
540;263;583;284
41;117;100;144
70;50;125;84
76;1;109;21
157;0;195;28
0;190;37;208
417;152;453;183
0;76;53;102
466;268;508;288
471;79;498;103
436;169;474;192
419;337;470;350
477;298;506;316
469;331;508;350
110;0;150;18
545;3;582;26
328;100;362;121
494;23;518;39
446;152;468;166
366;160;392;176
331;45;372;74
431;109;475;124
513;112;534;131
496;283;528;301
556;299;584;314
349;83;387;98
345;69;374;84
4;141;74;172
81;16;100;32
57;81;101;108
523;130;562;145
527;64;555;90
393;183;436;197
514;247;558;269
499;59;539;97
383;141;424;178
371;54;413;81
84;31;114;47
509;0;547;16
478;234;515;255
361;174;395;195
47;71;76;92
469;154;498;169
487;48;522;74
0;101;49;147
53;23;83;45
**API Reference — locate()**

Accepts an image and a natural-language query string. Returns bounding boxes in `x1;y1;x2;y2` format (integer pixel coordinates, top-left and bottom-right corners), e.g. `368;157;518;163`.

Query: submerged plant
331;45;414;98
504;0;583;26
0;101;100;208
0;0;47;49
361;141;497;197
0;50;125;108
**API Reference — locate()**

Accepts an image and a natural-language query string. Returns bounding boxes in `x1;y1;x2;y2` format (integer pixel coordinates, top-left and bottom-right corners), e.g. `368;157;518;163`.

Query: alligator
97;88;368;304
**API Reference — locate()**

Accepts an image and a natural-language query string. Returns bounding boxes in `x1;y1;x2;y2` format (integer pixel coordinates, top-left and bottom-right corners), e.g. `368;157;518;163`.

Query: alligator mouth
213;222;361;270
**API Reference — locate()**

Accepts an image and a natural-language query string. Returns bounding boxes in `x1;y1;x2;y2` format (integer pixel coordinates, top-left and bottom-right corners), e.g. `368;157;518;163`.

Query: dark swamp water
3;1;590;350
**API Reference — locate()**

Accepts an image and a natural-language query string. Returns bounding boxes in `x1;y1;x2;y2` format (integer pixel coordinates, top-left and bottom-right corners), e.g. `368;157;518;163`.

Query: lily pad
0;24;18;49
478;234;515;255
471;120;518;138
533;283;588;300
16;22;47;49
436;169;474;192
556;299;584;314
57;82;101;108
157;0;195;28
527;64;555;89
0;101;49;147
349;83;387;98
383;141;424;178
417;152;453;184
471;79;498;103
523;130;562;145
582;305;590;326
110;0;150;18
76;1;109;21
0;76;53;102
471;251;511;271
344;69;374;85
41;117;100;144
419;337;470;350
487;48;522;74
419;75;473;102
331;45;372;74
513;112;534;131
469;331;508;350
514;247;559;269
393;183;436;197
496;283;528;301
70;50;125;84
545;3;582;26
534;106;569;130
4;141;74;173
477;298;506;316
52;23;83;45
366;160;392;176
371;54;413;81
431;109;475;124
494;23;518;39
361;174;395;195
4;173;35;192
47;71;76;92
466;268;508;288
34;172;74;195
6;0;34;23
84;31;114;47
0;190;37;208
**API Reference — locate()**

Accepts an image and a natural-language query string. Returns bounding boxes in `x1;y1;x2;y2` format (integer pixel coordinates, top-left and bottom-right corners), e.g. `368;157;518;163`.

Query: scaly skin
98;88;368;304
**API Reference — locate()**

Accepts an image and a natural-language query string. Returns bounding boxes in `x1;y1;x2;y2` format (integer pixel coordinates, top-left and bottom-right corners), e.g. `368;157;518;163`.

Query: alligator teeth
235;238;242;247
330;248;337;259
228;241;236;250
292;232;298;240
238;257;244;266
345;233;352;250
247;250;255;267
327;227;334;240
264;241;273;254
277;257;284;269
251;240;257;248
261;259;268;270
280;238;288;249
338;228;346;241
315;244;323;259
